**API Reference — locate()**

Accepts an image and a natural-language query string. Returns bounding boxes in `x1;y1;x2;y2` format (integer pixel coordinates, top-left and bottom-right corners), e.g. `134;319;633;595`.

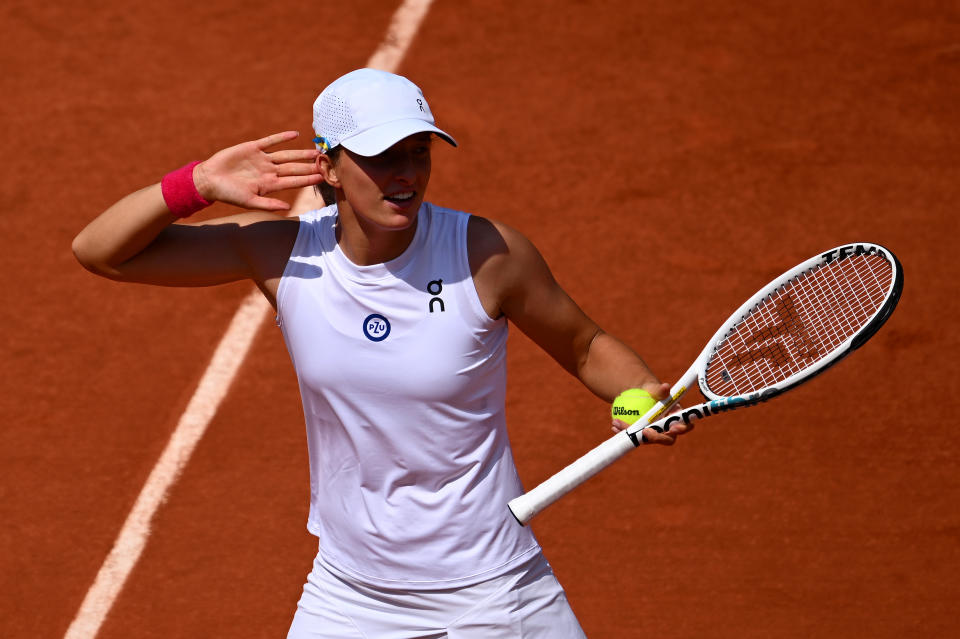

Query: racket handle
508;430;637;525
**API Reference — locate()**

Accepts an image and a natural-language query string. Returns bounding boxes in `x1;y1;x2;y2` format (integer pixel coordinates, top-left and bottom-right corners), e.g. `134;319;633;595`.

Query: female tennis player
72;69;690;638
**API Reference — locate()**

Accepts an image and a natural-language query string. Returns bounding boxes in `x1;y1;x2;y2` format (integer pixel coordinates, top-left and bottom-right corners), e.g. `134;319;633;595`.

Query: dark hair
315;145;343;205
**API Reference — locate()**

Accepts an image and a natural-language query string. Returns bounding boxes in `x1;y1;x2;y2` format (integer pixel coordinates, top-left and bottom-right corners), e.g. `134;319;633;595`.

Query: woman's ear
317;154;340;187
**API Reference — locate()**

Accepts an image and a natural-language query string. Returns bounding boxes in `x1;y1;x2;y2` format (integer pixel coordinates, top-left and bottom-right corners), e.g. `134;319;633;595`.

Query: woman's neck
334;201;419;266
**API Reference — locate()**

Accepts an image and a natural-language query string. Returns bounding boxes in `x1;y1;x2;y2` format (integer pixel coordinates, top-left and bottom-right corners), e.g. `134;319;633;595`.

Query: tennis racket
509;242;903;525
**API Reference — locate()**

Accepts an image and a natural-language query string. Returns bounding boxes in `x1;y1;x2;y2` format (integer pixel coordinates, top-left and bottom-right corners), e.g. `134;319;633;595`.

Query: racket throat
642;388;782;437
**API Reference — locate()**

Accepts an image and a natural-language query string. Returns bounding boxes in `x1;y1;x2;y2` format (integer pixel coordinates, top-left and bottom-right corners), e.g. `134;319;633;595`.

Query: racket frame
627;242;903;438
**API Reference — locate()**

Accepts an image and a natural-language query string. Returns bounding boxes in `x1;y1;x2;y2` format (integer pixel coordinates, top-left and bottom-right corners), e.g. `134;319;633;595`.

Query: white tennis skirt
287;547;587;639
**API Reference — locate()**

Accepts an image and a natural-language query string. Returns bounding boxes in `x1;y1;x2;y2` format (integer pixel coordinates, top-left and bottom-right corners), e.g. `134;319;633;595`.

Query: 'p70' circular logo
363;314;391;342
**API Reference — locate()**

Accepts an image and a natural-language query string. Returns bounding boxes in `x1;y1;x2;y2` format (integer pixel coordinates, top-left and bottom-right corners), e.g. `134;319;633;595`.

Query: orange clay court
1;1;958;637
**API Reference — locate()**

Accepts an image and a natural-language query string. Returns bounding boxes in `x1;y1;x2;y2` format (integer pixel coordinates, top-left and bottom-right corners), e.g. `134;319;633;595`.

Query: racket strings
704;253;893;396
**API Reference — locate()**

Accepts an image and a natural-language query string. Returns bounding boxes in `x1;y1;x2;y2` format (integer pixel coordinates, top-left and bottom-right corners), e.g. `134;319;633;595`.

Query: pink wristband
160;161;212;218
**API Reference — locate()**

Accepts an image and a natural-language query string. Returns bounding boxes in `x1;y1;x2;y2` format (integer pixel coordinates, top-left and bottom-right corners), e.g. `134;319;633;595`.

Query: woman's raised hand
193;131;323;211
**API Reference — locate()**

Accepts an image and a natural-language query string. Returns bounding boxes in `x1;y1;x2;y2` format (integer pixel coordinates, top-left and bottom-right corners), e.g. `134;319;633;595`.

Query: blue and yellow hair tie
313;135;331;153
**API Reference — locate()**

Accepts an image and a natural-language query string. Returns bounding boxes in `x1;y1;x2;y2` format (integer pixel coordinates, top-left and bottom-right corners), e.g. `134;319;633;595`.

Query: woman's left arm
469;217;684;443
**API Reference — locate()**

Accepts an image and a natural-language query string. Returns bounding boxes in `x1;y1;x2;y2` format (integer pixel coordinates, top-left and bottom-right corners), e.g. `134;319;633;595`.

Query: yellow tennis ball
611;388;658;425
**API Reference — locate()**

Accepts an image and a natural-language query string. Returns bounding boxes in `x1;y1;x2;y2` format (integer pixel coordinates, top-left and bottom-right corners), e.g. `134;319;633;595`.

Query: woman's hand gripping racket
509;242;903;525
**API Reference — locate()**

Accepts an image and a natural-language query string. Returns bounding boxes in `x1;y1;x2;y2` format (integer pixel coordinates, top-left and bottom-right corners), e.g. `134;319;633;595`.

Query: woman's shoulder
467;215;540;270
466;214;549;318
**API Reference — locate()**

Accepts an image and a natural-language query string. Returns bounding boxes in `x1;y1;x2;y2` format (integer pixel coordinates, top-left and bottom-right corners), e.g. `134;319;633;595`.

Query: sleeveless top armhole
457;212;505;329
275;206;332;327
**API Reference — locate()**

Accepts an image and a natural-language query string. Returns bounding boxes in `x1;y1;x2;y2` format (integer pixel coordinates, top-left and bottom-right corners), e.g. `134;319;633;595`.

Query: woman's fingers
269;149;321;164
641;427;677;445
654;382;672;402
275;161;322;178
611;418;628;433
198;132;323;209
247;195;292;211
255;130;301;149
274;173;325;190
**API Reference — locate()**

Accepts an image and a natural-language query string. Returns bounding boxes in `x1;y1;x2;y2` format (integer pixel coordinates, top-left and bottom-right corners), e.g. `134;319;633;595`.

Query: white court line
64;2;434;637
367;0;435;72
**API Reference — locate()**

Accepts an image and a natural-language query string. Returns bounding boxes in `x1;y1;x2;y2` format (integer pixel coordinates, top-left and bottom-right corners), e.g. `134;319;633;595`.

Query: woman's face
328;133;432;231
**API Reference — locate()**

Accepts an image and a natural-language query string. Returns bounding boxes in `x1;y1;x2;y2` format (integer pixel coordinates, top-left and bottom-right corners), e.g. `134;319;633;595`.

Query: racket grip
508;431;637;525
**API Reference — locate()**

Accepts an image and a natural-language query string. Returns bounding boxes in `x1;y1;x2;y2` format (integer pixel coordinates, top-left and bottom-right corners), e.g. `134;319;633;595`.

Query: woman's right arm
72;131;322;288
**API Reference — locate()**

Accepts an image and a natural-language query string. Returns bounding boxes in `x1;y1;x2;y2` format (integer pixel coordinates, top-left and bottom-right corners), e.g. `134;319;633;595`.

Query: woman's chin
379;198;423;228
358;206;420;233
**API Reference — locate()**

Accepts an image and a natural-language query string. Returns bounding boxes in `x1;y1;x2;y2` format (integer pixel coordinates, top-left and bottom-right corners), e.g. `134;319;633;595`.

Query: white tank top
276;203;538;588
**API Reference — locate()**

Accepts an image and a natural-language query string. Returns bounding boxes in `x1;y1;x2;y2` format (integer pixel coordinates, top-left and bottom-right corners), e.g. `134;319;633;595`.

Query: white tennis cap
312;69;457;157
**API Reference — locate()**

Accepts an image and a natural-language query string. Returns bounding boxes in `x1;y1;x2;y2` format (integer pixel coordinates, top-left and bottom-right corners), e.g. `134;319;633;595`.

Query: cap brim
339;118;458;156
